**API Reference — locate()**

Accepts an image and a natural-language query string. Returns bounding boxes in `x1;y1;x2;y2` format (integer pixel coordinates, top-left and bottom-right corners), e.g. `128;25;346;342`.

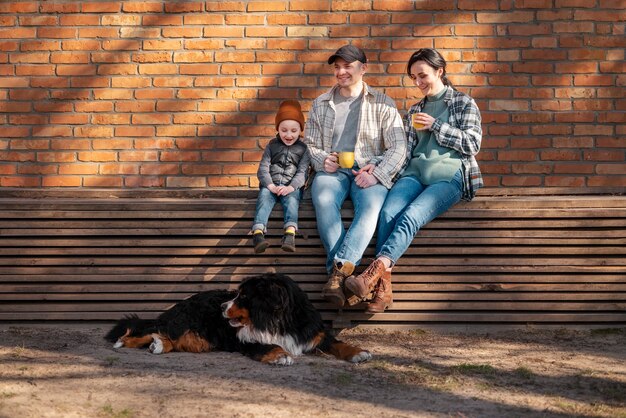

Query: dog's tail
104;314;158;343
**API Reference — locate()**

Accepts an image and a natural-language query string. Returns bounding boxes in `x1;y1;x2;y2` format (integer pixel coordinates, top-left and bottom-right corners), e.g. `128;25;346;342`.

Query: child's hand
324;152;339;173
276;185;295;196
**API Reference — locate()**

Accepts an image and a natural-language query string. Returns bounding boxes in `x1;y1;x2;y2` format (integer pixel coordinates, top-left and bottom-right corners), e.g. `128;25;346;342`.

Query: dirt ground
0;324;624;418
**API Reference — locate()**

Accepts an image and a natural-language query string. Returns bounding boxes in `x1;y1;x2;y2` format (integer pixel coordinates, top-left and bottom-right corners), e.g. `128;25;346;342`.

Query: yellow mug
337;151;355;169
412;113;424;129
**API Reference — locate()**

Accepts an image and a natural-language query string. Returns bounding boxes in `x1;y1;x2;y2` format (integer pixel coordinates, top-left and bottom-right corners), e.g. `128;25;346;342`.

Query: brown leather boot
365;271;393;314
322;261;355;308
344;259;385;301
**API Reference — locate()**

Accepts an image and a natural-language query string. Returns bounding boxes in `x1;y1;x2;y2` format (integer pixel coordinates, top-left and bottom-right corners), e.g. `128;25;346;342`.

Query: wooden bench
1;188;625;329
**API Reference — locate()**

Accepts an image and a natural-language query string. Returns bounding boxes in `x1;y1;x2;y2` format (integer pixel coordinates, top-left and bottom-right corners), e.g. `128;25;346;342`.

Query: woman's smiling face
409;60;445;97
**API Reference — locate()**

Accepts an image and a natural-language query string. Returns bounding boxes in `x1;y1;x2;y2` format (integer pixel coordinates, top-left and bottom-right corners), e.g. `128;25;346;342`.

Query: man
304;44;407;308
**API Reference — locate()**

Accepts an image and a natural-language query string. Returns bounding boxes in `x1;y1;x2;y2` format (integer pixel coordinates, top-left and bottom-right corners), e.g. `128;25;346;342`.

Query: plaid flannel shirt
304;83;407;189
402;87;483;201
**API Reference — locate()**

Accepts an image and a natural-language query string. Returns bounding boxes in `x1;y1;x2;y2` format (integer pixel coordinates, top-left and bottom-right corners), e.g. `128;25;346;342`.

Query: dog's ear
269;281;292;312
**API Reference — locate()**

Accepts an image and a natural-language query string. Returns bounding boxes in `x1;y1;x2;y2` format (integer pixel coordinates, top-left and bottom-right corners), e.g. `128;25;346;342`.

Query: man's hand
324;152;340;173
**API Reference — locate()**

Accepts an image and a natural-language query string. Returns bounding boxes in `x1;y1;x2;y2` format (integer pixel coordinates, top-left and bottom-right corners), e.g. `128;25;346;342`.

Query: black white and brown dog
105;273;371;365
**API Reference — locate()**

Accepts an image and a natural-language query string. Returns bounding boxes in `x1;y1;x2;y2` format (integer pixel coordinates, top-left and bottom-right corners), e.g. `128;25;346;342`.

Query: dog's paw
349;350;372;364
269;353;294;366
113;339;124;349
148;335;163;354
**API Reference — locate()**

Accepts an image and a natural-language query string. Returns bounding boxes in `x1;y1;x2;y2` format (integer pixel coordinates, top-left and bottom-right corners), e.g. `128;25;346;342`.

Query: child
252;100;310;253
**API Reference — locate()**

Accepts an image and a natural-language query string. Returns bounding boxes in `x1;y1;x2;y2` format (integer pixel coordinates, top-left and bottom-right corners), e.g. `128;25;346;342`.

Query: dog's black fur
105;273;371;365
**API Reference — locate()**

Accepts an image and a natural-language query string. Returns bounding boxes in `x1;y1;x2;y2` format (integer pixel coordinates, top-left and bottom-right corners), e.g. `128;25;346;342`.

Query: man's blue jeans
376;170;463;265
252;187;301;232
311;169;388;273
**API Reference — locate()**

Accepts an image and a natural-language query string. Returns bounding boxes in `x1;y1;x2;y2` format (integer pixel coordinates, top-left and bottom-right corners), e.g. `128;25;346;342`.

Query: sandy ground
0;324;624;418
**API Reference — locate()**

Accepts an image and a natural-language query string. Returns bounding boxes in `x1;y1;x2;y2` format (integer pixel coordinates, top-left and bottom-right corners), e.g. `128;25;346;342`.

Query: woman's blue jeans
311;169;388;273
252;187;301;232
376;170;463;265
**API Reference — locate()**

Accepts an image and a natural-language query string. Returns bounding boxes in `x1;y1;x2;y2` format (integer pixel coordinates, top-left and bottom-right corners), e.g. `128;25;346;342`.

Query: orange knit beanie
275;100;305;131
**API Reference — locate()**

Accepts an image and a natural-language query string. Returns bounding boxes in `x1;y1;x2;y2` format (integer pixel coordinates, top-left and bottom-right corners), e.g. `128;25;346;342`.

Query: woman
344;48;483;313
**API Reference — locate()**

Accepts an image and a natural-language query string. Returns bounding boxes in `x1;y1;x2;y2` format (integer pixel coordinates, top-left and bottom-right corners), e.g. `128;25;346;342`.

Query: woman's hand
412;112;436;130
352;164;379;188
324;152;340;173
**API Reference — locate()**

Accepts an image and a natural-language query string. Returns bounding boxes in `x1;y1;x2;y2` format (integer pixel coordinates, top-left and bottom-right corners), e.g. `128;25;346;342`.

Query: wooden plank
1;245;624;257
0;273;623;283
1;312;625;323
0;290;626;300
3;283;626;293
0;264;623;275
1;255;623;267
3;301;626;312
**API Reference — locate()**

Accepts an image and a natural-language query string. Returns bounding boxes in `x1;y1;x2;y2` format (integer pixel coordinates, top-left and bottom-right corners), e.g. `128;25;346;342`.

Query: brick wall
0;0;624;190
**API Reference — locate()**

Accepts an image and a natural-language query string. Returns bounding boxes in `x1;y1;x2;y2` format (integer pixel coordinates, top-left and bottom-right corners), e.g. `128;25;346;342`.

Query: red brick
141;164;180;175
118;151;159;162
124;176;165;187
532;100;572;111
0;151;36;162
497;150;537;161
50;139;91;150
329;1;368;11
132;114;171;125
206;2;245;12
553;163;595;174
56;165;98;178
116;102;155;112
0;3;38;13
306;13;346;25
83;176;123;187
0;28;36;39
166;176;207;188
10;88;48;100
587;176;626;187
99;163;139;175
1;176;40;187
62;40;100;51
207;176;249;187
501;176;542;186
221;163;257;175
544;176;586;187
82;2;122;13
115;126;155;137
510;137;551;148
596;164;626;175
157;126;197;137
540;150;582;161
136;89;175;99
165;2;205;13
574;125;614;136
32;126;72;137
135;138;175;149
511;163;552;174
17;165;56;175
532;75;572;86
554;112;595;123
181;164;221;175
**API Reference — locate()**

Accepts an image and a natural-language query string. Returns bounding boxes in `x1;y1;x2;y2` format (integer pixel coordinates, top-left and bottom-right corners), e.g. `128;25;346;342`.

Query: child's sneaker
280;232;296;252
252;231;269;254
